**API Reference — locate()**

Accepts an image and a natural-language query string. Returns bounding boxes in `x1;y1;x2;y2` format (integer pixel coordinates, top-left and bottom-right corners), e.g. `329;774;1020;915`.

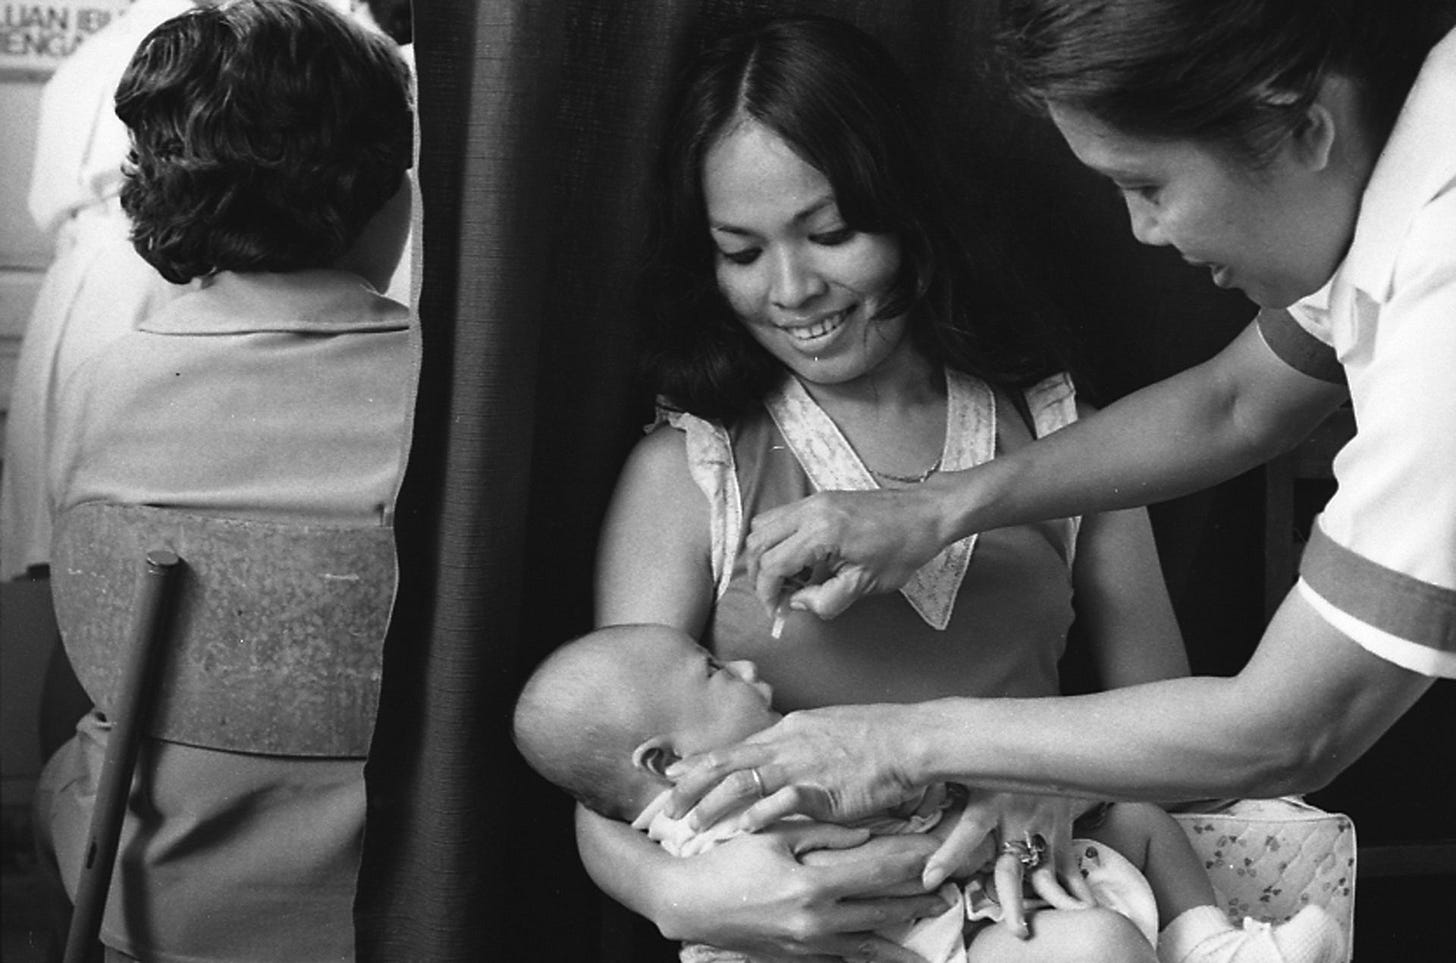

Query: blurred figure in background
0;0;196;583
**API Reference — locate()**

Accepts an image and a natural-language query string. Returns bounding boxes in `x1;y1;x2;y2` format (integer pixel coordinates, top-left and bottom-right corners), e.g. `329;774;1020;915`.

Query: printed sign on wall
2;1;132;79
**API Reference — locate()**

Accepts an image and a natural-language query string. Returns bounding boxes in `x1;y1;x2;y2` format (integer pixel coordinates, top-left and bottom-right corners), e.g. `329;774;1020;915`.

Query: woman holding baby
568;13;1263;962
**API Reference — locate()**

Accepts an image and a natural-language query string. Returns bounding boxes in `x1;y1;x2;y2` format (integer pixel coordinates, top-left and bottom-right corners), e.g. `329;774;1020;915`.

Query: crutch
62;549;181;963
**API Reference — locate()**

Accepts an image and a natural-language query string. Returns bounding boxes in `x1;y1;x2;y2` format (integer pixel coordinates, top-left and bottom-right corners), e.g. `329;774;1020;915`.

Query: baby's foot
1171;904;1345;963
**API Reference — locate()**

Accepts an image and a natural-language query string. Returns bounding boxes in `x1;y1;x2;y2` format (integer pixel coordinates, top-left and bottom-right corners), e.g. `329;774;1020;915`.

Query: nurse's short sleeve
1296;194;1456;677
1256;308;1345;384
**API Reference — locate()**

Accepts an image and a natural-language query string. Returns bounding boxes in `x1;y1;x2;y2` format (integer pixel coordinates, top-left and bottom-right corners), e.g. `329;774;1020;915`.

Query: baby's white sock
1157;904;1345;963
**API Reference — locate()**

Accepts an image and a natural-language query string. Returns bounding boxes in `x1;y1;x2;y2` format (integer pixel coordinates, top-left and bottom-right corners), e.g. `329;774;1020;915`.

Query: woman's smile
782;307;850;344
702;119;907;387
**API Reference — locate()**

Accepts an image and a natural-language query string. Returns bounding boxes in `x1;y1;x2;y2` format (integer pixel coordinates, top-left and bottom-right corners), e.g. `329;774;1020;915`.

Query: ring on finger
1000;831;1048;871
749;766;767;799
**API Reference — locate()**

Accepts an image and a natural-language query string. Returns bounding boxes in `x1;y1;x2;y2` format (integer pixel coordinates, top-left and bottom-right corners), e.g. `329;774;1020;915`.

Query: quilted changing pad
1172;796;1356;962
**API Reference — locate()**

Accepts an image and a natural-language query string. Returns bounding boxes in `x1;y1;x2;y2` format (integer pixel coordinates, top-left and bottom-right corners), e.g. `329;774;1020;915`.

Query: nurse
664;0;1456;846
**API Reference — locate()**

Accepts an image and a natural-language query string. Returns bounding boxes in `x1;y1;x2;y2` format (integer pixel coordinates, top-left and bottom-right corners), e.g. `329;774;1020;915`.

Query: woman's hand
665;703;929;830
923;790;1094;940
658;820;953;962
745;485;950;620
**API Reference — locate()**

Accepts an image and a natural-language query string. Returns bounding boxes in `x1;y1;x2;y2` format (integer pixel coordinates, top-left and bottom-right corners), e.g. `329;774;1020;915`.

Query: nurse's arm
904;590;1435;802
939;317;1347;533
749;319;1348;615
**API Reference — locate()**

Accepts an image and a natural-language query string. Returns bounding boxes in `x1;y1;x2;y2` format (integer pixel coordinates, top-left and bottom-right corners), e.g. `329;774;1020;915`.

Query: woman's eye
718;247;759;266
810;227;854;246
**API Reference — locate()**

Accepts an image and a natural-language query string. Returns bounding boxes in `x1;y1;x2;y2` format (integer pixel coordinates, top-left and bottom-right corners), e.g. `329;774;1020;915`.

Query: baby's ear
631;736;681;780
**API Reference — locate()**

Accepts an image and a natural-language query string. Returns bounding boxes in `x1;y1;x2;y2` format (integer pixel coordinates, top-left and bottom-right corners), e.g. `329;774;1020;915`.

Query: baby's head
512;624;778;821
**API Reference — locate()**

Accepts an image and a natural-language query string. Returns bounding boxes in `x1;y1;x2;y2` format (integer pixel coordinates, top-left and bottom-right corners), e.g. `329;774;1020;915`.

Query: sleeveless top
662;370;1083;712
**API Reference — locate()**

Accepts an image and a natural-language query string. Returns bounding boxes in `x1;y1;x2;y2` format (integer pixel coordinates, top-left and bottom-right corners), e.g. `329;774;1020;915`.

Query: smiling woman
668;1;1456;926
560;12;1261;963
703;121;910;397
1045;94;1369;308
639;13;1060;428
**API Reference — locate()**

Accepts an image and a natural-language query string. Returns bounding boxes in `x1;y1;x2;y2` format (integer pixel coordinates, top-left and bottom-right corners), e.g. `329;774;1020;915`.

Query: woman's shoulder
628;405;738;495
624;416;695;476
650;402;780;454
651;403;723;434
1018;371;1080;439
648;405;730;456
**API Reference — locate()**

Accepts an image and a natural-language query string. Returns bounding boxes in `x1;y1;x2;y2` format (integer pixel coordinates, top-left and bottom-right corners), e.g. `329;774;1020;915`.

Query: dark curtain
355;1;1265;959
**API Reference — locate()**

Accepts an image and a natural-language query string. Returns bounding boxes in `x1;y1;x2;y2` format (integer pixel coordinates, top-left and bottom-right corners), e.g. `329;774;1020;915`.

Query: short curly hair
115;0;413;283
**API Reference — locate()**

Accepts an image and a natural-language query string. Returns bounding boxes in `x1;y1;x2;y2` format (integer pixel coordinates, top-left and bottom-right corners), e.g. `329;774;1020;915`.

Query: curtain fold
355;2;574;957
356;2;1264;959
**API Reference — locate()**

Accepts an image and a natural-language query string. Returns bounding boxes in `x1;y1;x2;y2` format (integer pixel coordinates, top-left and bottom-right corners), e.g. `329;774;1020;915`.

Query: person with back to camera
659;0;1456;928
520;625;1342;963
573;14;1340;963
0;0;407;584
32;1;416;960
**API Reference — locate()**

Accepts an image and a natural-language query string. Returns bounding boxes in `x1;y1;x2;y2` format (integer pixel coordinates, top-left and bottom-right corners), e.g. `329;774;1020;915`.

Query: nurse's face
1049;103;1361;308
702;120;908;388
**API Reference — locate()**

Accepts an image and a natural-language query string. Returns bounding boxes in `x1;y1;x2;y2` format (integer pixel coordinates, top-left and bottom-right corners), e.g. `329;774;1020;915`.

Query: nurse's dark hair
115;0;413;283
641;14;1063;423
997;0;1456;166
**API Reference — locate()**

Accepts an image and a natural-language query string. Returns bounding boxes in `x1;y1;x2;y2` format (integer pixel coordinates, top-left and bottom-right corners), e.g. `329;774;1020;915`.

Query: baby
513;625;1345;963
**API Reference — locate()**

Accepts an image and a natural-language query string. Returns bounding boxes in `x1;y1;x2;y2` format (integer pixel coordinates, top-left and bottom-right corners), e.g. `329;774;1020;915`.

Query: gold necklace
867;454;943;485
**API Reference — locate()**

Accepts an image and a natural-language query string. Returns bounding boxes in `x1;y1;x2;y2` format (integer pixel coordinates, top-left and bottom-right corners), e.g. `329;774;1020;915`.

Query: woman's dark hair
116;0;413;283
997;0;1456;166
642;14;1063;423
364;0;411;45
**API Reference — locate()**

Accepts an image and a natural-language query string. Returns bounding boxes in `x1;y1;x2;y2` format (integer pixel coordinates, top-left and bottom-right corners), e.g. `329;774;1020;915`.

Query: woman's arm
746;320;1349;617
667;594;1434;825
576;805;949;960
585;424;948;958
908;594;1434;799
594;423;715;632
918;499;1191;904
1069;500;1189;689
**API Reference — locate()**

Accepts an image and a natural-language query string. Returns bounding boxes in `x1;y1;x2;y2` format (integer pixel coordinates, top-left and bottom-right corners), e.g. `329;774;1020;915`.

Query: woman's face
1049;103;1360;308
701;120;907;387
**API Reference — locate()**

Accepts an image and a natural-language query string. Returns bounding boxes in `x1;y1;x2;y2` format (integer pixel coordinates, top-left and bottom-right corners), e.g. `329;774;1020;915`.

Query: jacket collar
141;269;409;335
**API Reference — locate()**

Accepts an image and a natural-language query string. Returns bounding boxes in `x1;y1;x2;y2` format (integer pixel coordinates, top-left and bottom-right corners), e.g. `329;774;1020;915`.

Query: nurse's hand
746;486;949;620
666;702;927;830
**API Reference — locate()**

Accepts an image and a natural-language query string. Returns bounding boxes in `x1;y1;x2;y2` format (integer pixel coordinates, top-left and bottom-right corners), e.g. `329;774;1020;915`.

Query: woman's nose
1125;196;1167;247
769;246;826;309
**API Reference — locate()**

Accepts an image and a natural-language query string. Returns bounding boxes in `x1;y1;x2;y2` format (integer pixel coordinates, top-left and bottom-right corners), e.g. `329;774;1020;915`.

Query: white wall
0;79;48;455
0;72;48;824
